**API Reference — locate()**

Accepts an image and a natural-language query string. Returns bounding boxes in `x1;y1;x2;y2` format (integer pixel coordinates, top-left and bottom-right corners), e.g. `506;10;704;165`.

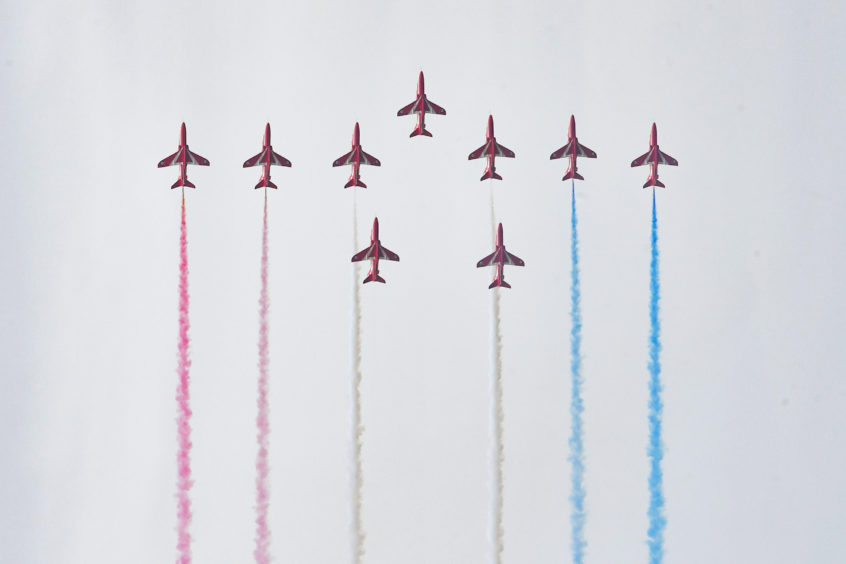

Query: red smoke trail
176;193;193;564
255;191;271;564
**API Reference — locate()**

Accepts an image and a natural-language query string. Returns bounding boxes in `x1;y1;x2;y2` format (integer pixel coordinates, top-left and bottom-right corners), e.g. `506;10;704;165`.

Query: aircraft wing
476;250;497;268
631;148;654;167
243;149;266;168
468;141;491;160
576;142;597;158
397;99;417;116
657;150;678;166
494;141;515;158
158;148;183;168
351;244;375;262
503;251;524;267
360;150;381;166
550;141;573;160
378;245;400;262
271;150;292;167
186;150;209;166
333;150;354;167
425;99;446;115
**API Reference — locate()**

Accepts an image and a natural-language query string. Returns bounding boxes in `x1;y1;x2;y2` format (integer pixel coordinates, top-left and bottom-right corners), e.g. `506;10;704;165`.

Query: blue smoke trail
568;182;586;564
647;190;665;564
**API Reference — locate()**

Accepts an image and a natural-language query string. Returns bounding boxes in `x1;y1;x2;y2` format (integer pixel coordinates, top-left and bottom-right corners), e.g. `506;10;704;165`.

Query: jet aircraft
468;115;515;181
333;122;381;188
158;123;209;189
477;223;524;289
631;123;678;188
243;123;291;189
351;217;400;284
550;115;597;181
397;71;446;137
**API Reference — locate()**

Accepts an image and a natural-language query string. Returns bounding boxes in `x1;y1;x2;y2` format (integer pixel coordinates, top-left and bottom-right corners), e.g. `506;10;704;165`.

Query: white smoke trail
350;192;365;564
488;188;505;564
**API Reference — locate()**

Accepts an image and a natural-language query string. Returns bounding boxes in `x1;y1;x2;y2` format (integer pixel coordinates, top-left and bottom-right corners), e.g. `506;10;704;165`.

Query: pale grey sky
1;1;845;563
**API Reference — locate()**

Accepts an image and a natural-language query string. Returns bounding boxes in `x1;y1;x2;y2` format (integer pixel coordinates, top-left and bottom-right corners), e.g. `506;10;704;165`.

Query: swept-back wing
243;149;267;168
476;251;497;268
158;148;183;168
333;150;354;167
186;150;209;166
468;141;491;160
494;142;515;158
657;150;678;166
503;251;524;266
631;148;654;167
576;142;597;158
360;150;381;166
425;99;446;115
351;244;376;262
550;141;573;160
270;151;292;167
378;246;400;262
397;99;417;116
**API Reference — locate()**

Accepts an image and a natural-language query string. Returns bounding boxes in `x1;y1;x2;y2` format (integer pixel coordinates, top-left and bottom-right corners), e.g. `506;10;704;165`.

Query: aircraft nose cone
264;123;271;145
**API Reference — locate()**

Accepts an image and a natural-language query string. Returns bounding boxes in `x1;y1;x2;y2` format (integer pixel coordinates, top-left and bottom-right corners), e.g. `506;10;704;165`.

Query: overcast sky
2;1;845;563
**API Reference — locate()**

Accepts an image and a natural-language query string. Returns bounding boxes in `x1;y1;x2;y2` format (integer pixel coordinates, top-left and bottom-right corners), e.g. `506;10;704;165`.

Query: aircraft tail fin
255;177;278;189
410;126;433;138
644;177;665;189
562;169;584;181
480;168;503;181
489;278;511;289
363;273;386;284
345;177;367;189
171;177;195;189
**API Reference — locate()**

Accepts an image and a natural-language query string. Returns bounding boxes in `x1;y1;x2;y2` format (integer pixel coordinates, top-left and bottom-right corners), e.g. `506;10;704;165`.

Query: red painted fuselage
468;115;515;181
477;223;525;289
631;123;678;188
549;115;597;181
397;71;447;137
243;123;292;189
351;217;400;284
333;122;381;189
157;122;210;189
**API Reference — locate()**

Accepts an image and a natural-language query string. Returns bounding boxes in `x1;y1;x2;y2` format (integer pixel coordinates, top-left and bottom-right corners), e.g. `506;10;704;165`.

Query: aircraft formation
158;71;678;288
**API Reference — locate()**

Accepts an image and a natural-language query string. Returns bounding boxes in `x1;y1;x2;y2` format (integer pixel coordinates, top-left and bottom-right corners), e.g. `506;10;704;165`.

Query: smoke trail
255;191;271;564
176;193;193;564
568;182;586;564
647;190;665;564
350;192;365;564
488;189;505;564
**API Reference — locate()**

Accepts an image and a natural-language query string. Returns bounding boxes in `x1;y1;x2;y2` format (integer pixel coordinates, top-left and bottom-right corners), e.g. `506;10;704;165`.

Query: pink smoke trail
176;193;193;564
255;190;271;564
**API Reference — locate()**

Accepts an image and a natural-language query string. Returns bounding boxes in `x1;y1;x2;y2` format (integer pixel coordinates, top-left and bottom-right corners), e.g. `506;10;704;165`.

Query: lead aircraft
158;123;209;189
550;115;597;181
397;71;447;137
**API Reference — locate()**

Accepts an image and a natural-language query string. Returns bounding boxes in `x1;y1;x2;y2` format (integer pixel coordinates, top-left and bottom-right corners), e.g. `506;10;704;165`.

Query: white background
1;1;845;563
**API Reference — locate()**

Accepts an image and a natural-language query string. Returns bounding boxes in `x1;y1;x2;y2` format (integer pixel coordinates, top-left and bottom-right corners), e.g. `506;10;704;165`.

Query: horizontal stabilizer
255;178;277;189
171;177;195;189
480;168;502;181
643;178;666;189
562;169;584;181
345;177;366;189
489;278;511;289
363;273;386;284
410;126;432;138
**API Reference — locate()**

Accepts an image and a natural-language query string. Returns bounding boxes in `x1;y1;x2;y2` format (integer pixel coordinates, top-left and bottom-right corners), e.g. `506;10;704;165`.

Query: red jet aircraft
158;123;210;189
477;223;525;289
468;115;515;181
333;122;381;188
351;217;400;284
631;123;678;188
243;123;292;189
397;71;446;137
550;115;597;181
